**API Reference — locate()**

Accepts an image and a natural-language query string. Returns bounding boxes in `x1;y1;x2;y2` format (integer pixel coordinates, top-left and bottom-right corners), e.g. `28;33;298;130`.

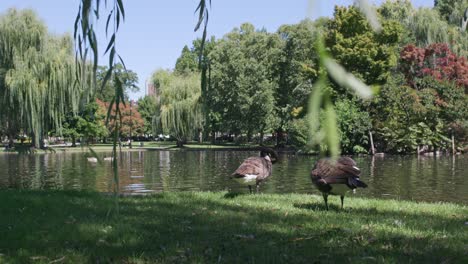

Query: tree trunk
198;129;203;143
176;139;185;148
39;134;46;149
451;133;455;155
259;130;264;146
369;130;375;155
247;130;252;143
211;131;216;144
275;128;285;147
31;132;39;149
8;134;15;149
71;135;77;147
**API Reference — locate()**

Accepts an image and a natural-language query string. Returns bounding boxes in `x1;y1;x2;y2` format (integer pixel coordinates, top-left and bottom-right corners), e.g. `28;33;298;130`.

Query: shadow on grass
0;190;466;263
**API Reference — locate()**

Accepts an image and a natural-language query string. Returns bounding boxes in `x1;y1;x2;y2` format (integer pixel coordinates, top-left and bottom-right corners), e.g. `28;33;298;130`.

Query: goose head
259;147;278;164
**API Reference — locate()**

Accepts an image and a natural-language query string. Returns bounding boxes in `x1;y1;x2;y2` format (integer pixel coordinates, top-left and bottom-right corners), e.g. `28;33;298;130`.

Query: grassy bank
0;191;466;263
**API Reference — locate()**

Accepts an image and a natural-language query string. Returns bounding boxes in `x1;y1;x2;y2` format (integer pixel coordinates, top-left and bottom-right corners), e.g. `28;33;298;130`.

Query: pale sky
0;1;434;99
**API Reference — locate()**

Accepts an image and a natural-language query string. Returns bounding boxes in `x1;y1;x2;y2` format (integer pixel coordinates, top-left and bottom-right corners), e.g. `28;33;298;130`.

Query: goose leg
256;183;260;194
340;195;344;209
248;185;253;194
322;193;329;210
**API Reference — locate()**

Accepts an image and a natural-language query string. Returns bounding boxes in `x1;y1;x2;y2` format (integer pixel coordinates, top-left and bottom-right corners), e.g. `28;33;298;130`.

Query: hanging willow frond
194;0;211;65
306;0;375;158
74;0;126;205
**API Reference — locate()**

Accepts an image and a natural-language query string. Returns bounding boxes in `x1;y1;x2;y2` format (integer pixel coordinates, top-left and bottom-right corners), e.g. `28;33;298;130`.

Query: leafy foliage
96;63;139;102
60;102;108;146
335;99;371;153
274;19;322;140
174;45;199;75
400;43;468;89
96;99;144;138
435;0;468;26
151;71;203;147
326;5;402;86
207;23;280;140
137;96;158;135
0;9;83;148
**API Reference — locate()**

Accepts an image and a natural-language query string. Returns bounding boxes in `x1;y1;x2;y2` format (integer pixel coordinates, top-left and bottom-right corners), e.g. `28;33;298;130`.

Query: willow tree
0;9;45;147
0;9;84;148
152;71;203;147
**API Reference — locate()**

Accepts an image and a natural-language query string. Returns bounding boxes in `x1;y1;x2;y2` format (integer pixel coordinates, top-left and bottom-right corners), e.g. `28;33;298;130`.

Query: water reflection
0;151;467;204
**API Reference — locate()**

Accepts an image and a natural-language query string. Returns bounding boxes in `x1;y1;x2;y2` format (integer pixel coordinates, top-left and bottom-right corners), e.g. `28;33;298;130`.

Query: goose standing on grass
231;147;278;193
311;157;367;210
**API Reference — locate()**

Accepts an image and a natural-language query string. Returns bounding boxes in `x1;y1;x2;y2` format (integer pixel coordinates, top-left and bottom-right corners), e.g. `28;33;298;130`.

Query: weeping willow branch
307;0;376;158
74;0;126;209
73;0;209;199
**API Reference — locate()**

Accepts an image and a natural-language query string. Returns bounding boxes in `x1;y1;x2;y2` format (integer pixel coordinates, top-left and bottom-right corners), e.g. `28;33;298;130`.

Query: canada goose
311;157;367;210
231;147;278;193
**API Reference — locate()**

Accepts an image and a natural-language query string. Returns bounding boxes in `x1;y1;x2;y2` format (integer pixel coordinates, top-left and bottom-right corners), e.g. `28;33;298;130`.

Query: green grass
0;191;467;263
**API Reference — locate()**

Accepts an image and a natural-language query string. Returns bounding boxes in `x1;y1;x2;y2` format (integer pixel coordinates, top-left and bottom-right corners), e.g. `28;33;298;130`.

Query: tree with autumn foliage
96;99;144;140
399;43;468;90
371;43;468;153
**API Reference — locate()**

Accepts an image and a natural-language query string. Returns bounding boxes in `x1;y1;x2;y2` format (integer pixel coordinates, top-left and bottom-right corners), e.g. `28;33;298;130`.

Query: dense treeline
1;1;466;154
150;0;467;153
0;8;144;148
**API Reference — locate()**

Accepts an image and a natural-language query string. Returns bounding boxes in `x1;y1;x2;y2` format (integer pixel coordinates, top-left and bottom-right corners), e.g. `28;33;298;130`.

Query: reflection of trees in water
362;155;468;203
0;153;101;191
2;152;467;203
159;151;171;191
115;151;151;194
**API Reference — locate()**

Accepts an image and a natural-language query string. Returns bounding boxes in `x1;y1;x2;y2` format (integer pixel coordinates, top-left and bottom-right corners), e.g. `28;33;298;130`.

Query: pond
0;150;467;204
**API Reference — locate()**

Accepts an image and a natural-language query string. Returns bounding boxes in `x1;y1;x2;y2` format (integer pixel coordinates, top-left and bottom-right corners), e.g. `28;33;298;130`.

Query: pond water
0;150;467;204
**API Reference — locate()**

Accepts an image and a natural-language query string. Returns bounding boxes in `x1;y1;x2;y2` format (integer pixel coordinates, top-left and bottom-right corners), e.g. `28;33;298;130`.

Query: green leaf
88;146;102;164
74;6;81;39
307;78;324;144
105;34;115;54
324;100;340;158
355;0;382;32
105;11;113;36
116;0;125;20
323;58;373;99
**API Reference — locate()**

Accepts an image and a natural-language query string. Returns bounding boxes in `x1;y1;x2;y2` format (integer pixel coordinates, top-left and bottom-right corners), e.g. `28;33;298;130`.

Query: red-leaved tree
96;99;144;138
400;43;468;90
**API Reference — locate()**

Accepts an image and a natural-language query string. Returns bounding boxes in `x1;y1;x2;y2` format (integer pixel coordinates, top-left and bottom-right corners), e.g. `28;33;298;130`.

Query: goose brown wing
311;159;353;185
232;157;269;178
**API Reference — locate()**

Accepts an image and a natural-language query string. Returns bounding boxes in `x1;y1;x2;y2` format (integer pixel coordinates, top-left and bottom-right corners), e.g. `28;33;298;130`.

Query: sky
0;0;433;100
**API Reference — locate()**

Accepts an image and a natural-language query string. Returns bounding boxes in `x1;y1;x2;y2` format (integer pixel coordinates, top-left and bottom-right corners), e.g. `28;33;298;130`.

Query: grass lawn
0;191;467;263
